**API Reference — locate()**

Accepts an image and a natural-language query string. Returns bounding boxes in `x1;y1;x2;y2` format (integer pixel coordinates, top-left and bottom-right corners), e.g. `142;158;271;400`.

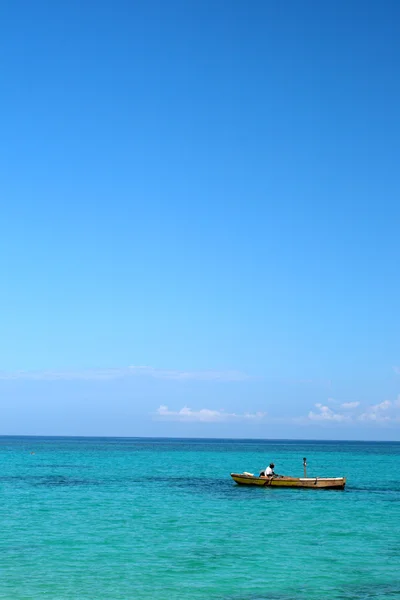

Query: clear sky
1;0;400;439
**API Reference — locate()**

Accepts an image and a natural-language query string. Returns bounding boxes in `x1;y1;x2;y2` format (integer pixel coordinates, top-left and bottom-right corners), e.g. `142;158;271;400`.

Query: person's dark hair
270;463;275;468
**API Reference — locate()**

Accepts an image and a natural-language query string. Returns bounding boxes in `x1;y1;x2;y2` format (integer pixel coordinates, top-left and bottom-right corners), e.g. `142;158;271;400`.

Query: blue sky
1;1;400;439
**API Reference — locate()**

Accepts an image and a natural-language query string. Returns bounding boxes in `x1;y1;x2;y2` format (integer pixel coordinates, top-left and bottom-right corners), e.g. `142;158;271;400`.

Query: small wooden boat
230;473;346;489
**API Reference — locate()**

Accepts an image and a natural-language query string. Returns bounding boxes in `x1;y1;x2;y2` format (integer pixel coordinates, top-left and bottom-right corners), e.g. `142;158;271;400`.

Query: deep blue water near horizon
1;437;400;599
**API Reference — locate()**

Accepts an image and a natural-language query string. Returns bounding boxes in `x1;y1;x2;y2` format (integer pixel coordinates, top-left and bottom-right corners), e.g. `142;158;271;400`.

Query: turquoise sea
1;437;400;600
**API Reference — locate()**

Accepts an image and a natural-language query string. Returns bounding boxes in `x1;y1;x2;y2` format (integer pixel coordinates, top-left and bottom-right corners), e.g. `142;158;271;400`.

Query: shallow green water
0;437;399;599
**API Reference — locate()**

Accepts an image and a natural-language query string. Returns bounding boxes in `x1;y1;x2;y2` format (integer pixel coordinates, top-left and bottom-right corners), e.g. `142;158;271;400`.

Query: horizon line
0;434;399;443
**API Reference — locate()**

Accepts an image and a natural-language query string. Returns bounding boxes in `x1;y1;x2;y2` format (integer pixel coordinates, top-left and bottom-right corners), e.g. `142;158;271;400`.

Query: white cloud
374;400;391;411
308;403;350;423
357;396;400;423
155;405;266;422
0;366;250;383
306;396;400;426
359;400;392;422
340;402;360;410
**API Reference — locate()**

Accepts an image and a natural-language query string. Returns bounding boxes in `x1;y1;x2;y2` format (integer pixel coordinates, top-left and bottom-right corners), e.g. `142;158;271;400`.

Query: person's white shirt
265;466;274;476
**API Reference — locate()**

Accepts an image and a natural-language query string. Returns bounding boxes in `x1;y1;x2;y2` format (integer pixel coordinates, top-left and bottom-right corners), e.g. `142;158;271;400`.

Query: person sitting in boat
260;463;275;477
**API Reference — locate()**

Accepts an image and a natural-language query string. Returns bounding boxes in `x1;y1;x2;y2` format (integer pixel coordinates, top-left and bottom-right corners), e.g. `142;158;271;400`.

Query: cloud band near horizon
0;366;250;382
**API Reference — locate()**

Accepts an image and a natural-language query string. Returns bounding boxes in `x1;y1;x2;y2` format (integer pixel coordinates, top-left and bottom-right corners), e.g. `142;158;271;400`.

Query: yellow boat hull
231;473;346;489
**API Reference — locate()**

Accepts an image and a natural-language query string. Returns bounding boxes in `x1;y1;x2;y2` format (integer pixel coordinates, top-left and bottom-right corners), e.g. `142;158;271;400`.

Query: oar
263;475;275;486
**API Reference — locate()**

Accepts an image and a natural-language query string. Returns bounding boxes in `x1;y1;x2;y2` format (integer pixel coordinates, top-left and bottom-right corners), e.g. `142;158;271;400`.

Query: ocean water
0;437;400;600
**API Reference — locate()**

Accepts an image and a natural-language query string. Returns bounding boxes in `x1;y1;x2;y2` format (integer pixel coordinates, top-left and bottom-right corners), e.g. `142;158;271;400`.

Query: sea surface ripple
0;437;399;599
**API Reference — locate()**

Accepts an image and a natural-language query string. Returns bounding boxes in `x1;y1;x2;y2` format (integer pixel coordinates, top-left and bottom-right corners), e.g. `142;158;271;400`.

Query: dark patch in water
32;464;91;469
335;583;400;599
0;475;100;487
125;475;350;501
30;475;99;487
224;582;400;600
132;475;239;498
223;593;296;600
0;544;42;556
349;487;400;501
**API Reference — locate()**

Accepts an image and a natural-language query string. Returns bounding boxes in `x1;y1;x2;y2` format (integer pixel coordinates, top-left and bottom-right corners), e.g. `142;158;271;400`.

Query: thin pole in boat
303;457;307;478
